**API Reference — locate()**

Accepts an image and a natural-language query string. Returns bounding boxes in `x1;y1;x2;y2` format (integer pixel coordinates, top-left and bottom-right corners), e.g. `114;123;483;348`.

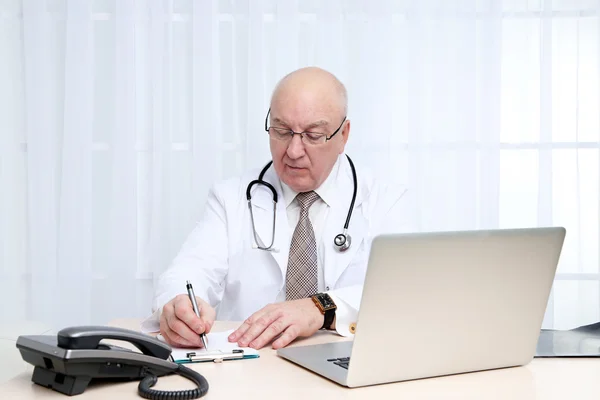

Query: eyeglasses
264;108;347;146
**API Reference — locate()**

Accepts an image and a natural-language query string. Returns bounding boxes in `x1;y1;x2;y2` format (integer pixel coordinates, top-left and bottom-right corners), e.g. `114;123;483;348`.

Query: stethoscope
246;154;358;253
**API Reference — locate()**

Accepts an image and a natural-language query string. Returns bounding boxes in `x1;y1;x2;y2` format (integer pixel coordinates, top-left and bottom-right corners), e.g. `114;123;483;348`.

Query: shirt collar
280;155;342;209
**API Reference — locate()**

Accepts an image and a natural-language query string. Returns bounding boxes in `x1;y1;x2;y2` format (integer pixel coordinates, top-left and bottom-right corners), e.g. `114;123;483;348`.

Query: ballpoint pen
186;280;209;350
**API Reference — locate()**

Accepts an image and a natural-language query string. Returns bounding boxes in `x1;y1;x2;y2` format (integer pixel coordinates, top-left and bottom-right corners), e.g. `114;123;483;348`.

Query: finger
198;298;216;333
160;313;191;348
228;318;254;343
248;316;289;350
174;296;206;334
272;324;299;350
203;318;215;335
228;307;270;343
167;308;203;347
166;317;203;347
237;309;282;347
204;319;214;334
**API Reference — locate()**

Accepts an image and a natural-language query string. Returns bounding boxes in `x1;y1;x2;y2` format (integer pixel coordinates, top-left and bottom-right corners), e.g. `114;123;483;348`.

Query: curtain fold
22;0;61;325
55;0;94;328
1;0;598;330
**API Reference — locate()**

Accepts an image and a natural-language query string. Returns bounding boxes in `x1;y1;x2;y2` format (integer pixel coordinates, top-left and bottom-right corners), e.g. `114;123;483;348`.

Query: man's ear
339;120;350;153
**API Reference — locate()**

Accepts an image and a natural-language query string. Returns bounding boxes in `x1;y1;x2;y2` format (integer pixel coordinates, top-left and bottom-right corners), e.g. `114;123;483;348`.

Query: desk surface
2;319;600;399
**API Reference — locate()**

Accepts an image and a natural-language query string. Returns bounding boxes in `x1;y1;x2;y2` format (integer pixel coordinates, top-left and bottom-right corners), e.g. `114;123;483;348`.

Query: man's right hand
159;294;216;348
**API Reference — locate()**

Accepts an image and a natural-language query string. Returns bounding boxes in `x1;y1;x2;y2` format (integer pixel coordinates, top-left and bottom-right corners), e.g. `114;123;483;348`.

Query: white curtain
0;0;598;331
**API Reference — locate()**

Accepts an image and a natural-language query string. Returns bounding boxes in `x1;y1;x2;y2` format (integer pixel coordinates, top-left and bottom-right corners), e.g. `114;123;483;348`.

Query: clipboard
157;330;260;364
174;348;258;364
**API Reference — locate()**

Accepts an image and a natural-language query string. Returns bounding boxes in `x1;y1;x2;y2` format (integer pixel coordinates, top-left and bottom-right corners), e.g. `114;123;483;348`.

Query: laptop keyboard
327;357;350;370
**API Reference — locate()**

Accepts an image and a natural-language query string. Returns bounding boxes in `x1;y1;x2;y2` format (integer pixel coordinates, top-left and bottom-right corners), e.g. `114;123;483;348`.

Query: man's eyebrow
304;120;329;130
272;118;330;130
272;117;288;126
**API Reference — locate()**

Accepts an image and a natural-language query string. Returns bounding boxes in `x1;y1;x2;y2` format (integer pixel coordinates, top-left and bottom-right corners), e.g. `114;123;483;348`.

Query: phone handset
57;325;171;359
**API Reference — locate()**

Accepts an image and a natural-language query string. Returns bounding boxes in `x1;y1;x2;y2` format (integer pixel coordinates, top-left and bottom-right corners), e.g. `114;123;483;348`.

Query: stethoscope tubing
247;155;357;252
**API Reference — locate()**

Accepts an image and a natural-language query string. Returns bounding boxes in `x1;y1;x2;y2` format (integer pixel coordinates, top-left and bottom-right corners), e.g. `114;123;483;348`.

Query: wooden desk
2;319;600;399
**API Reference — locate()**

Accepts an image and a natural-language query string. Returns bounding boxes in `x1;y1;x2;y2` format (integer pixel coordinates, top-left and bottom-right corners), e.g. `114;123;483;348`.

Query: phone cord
138;364;209;400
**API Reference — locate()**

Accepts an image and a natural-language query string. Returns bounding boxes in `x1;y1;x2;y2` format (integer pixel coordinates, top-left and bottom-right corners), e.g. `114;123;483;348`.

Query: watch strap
322;308;335;330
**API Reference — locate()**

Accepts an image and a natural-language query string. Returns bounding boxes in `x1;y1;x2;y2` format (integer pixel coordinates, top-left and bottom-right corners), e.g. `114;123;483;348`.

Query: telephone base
32;366;91;396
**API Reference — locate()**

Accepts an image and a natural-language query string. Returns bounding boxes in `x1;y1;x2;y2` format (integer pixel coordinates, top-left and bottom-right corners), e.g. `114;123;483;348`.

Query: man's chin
283;175;315;193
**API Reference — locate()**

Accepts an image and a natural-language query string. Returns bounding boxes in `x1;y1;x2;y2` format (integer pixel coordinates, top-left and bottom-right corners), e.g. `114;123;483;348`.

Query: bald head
270;67;348;118
267;67;351;193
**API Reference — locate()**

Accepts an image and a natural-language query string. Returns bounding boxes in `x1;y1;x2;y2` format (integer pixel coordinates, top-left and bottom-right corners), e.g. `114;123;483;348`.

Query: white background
0;0;599;331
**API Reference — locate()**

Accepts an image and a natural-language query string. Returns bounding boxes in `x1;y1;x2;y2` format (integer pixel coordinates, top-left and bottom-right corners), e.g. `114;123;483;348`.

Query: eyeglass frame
264;108;347;144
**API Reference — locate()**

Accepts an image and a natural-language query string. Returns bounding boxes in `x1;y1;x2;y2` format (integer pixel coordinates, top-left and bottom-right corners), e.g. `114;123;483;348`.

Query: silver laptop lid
346;227;565;387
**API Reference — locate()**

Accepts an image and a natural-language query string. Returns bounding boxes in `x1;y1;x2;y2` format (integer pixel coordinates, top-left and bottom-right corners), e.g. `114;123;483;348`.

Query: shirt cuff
328;292;358;337
140;307;162;333
140;290;181;333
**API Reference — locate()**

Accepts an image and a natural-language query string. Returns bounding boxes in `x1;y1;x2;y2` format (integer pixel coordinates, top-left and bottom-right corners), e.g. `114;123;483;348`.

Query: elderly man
144;67;411;350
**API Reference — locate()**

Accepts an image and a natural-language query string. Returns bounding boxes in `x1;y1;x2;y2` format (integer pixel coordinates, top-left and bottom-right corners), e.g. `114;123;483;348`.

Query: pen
186;280;209;350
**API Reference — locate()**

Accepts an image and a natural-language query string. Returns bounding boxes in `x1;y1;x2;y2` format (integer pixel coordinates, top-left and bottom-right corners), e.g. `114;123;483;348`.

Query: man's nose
286;134;306;159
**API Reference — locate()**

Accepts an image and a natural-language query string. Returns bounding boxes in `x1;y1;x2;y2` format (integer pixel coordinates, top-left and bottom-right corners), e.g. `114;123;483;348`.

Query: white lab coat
144;154;413;336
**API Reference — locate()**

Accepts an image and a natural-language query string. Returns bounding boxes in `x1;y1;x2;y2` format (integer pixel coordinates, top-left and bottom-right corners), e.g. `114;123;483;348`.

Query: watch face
318;294;336;310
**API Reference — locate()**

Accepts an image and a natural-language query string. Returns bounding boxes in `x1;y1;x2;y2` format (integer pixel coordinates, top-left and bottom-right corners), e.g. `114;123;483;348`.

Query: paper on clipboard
158;329;259;363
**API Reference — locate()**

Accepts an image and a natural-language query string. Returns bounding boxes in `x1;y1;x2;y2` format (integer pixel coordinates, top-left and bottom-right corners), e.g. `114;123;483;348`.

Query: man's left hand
228;298;324;350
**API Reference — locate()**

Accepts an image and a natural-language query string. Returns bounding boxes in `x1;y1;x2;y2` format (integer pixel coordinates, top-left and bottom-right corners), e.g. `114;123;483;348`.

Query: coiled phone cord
138;364;209;399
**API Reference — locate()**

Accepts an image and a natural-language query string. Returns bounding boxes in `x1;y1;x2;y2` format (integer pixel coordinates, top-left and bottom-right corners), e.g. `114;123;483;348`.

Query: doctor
145;67;412;350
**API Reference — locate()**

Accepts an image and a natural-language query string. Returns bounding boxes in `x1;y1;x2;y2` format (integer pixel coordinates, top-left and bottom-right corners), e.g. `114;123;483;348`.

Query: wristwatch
311;293;337;330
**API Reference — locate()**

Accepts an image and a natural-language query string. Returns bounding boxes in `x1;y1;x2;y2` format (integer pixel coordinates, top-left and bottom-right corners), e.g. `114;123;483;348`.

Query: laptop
277;227;566;388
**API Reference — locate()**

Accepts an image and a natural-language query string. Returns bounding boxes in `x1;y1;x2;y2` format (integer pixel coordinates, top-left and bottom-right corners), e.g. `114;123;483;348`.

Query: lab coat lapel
322;158;367;289
248;168;290;279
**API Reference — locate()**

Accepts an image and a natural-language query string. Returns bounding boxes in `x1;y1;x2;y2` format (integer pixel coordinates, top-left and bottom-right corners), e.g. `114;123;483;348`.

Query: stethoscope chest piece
334;231;352;252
